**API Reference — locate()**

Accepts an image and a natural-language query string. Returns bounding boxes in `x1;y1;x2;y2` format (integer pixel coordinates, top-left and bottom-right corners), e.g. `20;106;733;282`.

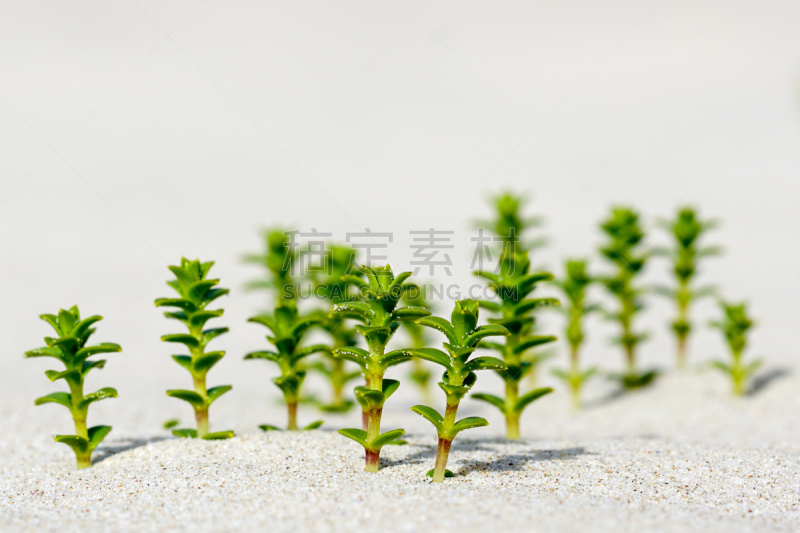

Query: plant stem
193;374;209;438
505;379;520;440
569;346;582;410
365;370;384;472
287;401;298;430
68;380;91;469
676;337;687;369
432;401;458;482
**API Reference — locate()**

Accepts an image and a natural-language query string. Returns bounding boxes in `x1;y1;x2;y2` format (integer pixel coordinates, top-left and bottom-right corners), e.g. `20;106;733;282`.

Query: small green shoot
155;258;234;440
476;191;546;255
410;299;508;482
25;306;121;468
245;302;327;430
710;301;761;396
402;283;434;404
331;265;430;472
243;229;296;303
551;259;599;409
599;207;656;389
472;251;558;439
306;244;364;413
655;208;719;367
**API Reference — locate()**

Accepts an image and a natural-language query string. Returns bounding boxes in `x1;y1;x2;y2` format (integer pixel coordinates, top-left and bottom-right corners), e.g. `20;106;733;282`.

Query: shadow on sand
747;366;792;397
92;435;171;464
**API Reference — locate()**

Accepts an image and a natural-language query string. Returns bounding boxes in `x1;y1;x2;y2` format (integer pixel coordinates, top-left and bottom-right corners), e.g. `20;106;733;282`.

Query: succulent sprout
710;301;761;395
410;299;508;481
25;306;121;468
155;258;234;440
551;259;599;408
599;207;656;389
472;251;558;439
331;265;430;472
655;208;720;367
245;302;327;430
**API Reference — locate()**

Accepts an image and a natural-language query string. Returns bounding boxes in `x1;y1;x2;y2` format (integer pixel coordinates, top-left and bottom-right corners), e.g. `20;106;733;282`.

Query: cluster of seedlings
27;191;761;476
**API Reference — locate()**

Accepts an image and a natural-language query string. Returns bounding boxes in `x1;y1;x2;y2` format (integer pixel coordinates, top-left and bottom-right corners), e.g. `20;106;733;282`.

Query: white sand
2;365;799;532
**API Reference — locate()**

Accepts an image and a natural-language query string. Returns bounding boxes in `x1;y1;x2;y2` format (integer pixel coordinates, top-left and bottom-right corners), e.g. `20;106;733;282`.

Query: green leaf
161;334;199;348
194;351;225;372
172;355;193;371
382;379;400;400
426;468;454;478
25;347;64;361
244;350;280;362
476;300;502;313
331;302;372;319
87;425;112;450
39;314;60;334
172;428;197;438
370;429;406;450
514;298;560;315
54;435;88;453
34;392;72;410
188;279;218;299
409;348;452;369
416;317;458;344
207;385;232;404
259;425;281;431
477;341;505;353
338;428;369;448
332;346;370;365
293;344;330;358
78;387;118;410
463;356;506;372
341;275;368;290
163;419;180;429
202;431;235;440
354;388;385;409
464;325;509;346
514;387;553;413
154;298;197;312
391;307;431;322
72;316;103;339
57;309;77;335
74;343;122;361
711;360;732;375
44;369;80;383
513;336;557;355
303;421;323;430
471;393;506;413
203;327;229;343
82;359;107;375
190;310;223;328
447;416;488;438
166;389;205;408
410;405;443;433
52;336;80;354
378;349;413;367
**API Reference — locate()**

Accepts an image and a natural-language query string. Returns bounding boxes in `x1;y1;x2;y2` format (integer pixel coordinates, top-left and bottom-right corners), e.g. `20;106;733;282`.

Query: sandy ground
1;363;799;532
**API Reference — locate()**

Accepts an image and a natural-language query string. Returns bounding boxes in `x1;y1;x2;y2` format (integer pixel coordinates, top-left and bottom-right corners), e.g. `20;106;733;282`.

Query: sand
1;365;799;532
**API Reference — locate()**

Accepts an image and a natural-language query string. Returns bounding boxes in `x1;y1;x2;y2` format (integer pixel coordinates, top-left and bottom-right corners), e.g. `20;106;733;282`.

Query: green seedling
472;251;558;439
476;191;546;255
402;283;434;404
243;229;296;303
25;306;121;468
306;244;364;413
599;207;656;389
710;301;761;396
331;265;430;472
410;300;508;482
155;258;234;440
551;259;599;409
245;302;327;430
655;208;719;367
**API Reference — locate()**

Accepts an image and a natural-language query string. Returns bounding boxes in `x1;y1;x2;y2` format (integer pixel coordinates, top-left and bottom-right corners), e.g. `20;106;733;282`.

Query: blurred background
1;0;799;444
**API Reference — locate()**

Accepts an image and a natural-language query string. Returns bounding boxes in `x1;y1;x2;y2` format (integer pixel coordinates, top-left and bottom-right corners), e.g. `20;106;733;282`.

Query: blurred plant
599;207;656;389
243;229;296;304
25;307;121;469
655;208;720;367
710;301;761;396
475;191;546;256
245;303;327;430
331;265;430;472
155;258;234;439
411;300;508;482
306;244;364;413
551;259;599;408
402;283;434;404
472;251;558;439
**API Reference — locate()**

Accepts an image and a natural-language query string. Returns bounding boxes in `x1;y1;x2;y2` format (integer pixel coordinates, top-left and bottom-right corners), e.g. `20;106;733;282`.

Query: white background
1;0;800;429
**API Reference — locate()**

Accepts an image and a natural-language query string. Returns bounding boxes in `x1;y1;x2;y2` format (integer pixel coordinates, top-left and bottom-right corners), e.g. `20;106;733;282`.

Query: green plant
25;306;121;468
599;207;656;389
155;258;234;439
472;251;557;439
331;265;430;472
243;229;296;303
402;283;434;404
245;302;327;430
551;259;599;408
710;301;761;396
476;192;545;255
410;300;508;482
655;208;719;367
306;244;364;413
